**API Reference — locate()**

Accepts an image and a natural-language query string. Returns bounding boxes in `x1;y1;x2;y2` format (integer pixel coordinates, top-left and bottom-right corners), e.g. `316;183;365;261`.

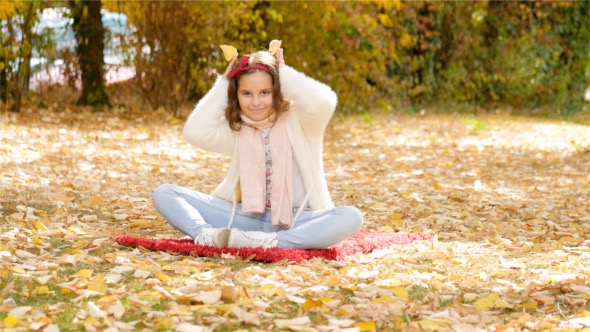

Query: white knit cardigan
183;65;337;211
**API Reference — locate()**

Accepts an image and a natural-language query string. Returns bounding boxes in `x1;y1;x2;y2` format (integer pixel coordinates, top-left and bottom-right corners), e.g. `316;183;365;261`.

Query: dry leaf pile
1;107;589;331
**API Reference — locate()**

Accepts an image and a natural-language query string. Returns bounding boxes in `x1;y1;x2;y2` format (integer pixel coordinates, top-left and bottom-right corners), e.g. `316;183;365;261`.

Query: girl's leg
263;206;363;249
152;184;267;239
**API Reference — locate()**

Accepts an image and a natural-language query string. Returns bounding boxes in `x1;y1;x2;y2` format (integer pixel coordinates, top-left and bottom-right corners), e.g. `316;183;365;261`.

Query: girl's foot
228;229;278;249
194;227;230;247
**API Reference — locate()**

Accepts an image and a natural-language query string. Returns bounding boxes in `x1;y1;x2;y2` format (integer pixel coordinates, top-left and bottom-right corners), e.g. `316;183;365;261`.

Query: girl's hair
225;51;289;131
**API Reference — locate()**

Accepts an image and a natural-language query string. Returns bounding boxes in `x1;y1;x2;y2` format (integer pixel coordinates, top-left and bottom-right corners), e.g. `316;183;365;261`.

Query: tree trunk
69;0;110;107
19;3;34;101
5;2;36;112
437;4;455;71
0;53;7;103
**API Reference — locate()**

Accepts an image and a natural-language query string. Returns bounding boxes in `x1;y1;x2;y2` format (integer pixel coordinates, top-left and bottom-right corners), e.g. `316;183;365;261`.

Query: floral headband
227;55;272;80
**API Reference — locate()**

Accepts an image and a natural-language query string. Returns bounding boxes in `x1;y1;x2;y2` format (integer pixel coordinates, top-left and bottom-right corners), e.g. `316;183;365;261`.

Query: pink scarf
238;113;293;227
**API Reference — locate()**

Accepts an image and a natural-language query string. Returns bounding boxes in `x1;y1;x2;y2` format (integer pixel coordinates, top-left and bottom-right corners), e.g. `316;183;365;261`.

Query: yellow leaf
85;317;99;325
155;273;171;283
128;219;152;228
37;286;49;295
558;236;575;245
389;213;401;221
259;283;275;290
34;221;48;231
97;295;119;304
517;313;531;324
399;32;415;48
220;44;238;61
31;236;43;245
412;320;453;328
391;287;409;301
0;2;18;20
517;301;537;312
395;316;406;328
3;316;18;328
538;323;555;330
67;226;87;235
377;14;393;28
336;308;351;316
319;297;332;304
214;303;235;314
10;267;27;273
72;269;93;279
269;39;282;55
221;286;237;302
387;213;403;226
88;275;107;293
474;293;500;309
494;299;513;308
91;196;103;206
358;321;376;332
372;295;395;304
154;317;173;330
73;240;88;248
302;299;322;311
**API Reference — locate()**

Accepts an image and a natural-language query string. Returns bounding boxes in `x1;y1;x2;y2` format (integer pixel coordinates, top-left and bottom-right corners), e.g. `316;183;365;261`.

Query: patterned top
261;128;272;208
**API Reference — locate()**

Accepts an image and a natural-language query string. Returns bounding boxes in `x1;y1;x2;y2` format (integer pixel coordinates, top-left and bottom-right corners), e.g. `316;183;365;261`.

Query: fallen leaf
474;293;500;309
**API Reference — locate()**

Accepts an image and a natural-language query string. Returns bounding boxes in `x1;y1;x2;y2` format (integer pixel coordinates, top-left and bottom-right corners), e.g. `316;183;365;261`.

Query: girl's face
237;71;275;122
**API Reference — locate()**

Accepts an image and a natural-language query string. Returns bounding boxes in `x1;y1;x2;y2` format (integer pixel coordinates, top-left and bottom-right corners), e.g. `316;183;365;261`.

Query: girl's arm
278;50;337;133
183;57;239;156
183;76;234;156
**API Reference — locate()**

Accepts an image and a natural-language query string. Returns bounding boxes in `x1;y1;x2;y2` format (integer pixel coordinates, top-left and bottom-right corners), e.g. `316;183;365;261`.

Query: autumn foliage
1;1;588;117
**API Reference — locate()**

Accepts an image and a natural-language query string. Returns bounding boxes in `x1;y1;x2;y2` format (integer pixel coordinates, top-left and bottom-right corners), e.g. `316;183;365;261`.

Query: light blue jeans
152;184;363;249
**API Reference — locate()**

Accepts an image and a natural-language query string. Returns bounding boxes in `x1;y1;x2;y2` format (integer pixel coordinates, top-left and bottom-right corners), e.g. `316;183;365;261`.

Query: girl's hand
276;48;285;68
222;56;238;78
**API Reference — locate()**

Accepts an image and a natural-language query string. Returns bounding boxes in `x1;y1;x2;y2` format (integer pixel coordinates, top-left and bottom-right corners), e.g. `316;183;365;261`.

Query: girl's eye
263;91;271;95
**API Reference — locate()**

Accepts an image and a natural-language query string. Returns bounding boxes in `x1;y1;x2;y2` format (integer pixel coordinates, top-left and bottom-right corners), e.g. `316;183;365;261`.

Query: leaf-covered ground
1;107;589;331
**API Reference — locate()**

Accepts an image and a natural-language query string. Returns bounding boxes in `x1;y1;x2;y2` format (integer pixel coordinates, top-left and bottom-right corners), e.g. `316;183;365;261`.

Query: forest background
2;0;589;121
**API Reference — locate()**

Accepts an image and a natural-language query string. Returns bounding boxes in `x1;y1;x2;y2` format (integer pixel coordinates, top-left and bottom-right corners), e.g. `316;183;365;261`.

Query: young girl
152;47;363;249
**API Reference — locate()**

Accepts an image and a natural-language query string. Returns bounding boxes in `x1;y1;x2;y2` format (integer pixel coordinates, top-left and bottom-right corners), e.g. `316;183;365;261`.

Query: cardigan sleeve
183;75;235;156
279;66;337;135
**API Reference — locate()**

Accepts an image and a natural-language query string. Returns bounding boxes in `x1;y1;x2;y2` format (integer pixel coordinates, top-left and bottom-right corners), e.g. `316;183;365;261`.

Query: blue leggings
152;184;363;249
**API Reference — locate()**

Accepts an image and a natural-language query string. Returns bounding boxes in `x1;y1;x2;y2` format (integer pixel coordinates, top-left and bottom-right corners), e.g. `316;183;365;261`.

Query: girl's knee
152;183;177;202
337;206;364;231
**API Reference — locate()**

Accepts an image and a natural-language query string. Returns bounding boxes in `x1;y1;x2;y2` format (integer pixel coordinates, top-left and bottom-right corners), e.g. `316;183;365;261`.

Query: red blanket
115;230;431;263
